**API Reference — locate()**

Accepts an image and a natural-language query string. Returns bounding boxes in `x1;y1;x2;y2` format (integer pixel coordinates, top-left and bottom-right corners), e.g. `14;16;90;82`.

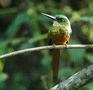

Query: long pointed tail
52;49;60;84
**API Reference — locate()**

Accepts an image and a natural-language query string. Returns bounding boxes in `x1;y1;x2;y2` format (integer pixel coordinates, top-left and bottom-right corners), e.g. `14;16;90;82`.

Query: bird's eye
56;17;65;22
56;17;62;22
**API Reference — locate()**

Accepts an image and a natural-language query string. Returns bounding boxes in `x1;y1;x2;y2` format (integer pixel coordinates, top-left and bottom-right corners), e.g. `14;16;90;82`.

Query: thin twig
0;44;93;59
50;64;93;90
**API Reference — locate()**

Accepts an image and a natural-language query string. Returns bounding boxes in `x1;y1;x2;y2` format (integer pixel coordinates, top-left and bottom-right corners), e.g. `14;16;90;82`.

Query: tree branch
50;64;93;90
0;44;93;59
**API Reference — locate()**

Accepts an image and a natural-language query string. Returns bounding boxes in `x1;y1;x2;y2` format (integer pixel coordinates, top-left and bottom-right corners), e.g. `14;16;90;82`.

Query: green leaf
80;16;93;24
19;42;33;49
0;8;17;15
6;12;31;38
86;53;93;63
11;38;26;46
68;39;86;64
27;8;41;36
0;73;8;84
0;39;10;48
41;51;51;70
0;39;14;54
59;67;75;79
83;82;93;90
0;61;4;72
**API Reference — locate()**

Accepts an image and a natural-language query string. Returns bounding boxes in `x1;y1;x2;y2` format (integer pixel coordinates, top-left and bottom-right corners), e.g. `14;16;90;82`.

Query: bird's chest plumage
50;28;70;45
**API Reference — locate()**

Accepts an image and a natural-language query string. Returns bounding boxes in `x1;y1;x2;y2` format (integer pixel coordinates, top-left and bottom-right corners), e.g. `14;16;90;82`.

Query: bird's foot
52;44;56;48
64;44;67;48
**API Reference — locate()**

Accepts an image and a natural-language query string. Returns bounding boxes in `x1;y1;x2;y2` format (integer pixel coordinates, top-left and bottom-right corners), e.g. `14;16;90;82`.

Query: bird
42;13;72;85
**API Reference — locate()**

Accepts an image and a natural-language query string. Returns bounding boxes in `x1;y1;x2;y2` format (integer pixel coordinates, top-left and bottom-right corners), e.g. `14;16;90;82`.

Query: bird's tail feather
52;49;60;84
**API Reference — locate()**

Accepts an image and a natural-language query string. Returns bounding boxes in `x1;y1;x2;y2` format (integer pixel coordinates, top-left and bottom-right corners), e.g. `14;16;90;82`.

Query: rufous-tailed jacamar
42;13;72;84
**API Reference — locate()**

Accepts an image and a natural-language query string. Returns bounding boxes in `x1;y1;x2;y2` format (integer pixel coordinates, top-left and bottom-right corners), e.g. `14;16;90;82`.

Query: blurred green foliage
0;0;93;90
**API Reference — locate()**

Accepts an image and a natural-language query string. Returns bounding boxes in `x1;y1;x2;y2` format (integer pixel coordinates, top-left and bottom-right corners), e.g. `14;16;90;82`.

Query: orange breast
52;33;70;45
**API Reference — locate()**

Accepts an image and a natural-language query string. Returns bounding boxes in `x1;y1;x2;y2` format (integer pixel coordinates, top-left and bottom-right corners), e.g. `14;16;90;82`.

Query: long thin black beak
41;13;56;21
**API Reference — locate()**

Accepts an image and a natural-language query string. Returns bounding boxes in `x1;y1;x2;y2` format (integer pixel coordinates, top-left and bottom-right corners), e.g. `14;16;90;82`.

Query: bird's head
41;13;71;27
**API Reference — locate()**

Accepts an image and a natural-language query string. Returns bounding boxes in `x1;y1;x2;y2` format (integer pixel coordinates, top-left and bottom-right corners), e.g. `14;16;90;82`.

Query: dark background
0;0;93;90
